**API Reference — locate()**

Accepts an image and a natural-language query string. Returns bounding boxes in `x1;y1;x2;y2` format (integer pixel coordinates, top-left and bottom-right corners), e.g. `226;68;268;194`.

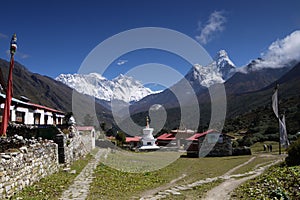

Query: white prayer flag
272;88;279;118
279;114;290;148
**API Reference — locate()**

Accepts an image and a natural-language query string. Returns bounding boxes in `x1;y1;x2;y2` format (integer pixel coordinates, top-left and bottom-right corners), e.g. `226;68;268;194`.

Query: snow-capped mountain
214;50;236;80
55;73;154;103
185;50;236;88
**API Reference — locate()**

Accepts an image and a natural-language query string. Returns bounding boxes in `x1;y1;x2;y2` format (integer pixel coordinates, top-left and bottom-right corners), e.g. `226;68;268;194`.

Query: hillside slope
0;58;113;126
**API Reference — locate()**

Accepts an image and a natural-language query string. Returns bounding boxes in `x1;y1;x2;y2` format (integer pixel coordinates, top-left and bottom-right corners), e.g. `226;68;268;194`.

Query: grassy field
232;164;300;199
11;149;98;200
251;141;282;154
10;142;286;200
98;150;183;173
231;154;280;175
87;153;253;199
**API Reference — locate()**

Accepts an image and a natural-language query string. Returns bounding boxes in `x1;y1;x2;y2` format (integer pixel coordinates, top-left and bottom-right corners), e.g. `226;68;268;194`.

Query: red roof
28;102;64;114
125;136;141;143
186;130;215;141
77;126;95;131
157;133;176;141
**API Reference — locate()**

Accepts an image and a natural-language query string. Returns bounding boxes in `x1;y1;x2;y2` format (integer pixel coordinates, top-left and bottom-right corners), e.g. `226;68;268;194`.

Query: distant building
77;126;96;150
186;130;234;157
125;136;141;149
157;129;195;147
138;117;159;151
0;93;65;126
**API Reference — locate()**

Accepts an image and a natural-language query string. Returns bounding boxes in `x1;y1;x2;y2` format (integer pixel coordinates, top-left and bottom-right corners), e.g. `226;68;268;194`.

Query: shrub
286;137;300;166
232;140;239;148
238;136;253;147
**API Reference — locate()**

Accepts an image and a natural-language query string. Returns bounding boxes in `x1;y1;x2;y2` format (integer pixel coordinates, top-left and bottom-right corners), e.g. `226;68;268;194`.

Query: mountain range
0;31;299;135
55;49;236;104
55;73;155;103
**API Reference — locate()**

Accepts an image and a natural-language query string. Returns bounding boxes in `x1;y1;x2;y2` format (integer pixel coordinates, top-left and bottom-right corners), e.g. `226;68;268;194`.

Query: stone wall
64;134;89;165
0;140;59;199
0;125;94;198
79;130;95;152
54;133;89;165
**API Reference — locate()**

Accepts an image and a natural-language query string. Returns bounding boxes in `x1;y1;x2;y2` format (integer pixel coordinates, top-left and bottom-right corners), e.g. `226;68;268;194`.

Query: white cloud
196;11;227;45
5;50;30;59
18;52;30;59
117;59;128;66
0;33;8;39
256;30;300;69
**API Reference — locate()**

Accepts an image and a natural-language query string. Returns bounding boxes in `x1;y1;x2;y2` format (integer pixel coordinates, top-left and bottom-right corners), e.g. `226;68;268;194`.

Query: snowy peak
186;64;224;88
111;74;152;102
214;50;236;80
55;73;154;103
215;50;235;69
186;50;236;88
113;74;141;86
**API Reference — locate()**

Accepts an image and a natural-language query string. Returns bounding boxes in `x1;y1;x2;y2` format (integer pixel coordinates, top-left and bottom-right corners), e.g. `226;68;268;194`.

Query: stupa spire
146;116;149;128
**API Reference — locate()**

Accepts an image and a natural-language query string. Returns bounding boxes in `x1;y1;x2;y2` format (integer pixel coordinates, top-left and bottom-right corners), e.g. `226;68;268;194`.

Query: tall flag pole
272;83;281;154
0;34;17;137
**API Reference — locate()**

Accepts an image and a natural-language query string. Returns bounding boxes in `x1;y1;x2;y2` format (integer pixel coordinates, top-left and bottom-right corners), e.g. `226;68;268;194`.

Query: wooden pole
0;34;17;137
277;84;281;155
279;118;281;155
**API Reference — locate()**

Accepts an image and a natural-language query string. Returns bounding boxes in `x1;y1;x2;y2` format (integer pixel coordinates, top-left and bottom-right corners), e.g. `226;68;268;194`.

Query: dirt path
139;173;187;199
139;155;284;200
59;148;108;200
203;157;283;200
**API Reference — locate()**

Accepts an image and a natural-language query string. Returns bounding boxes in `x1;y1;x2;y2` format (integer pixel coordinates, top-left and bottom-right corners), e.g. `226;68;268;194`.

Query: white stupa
139;117;160;150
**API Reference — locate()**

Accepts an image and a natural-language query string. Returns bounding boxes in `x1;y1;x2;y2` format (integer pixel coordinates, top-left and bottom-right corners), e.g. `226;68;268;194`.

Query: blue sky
0;0;300;86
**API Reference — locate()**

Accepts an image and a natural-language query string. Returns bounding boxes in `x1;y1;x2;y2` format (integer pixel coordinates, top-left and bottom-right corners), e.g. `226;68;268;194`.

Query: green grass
11;150;96;200
163;179;224;200
87;154;252;199
232;155;279;175
98;150;183;173
160;155;252;185
232;164;300;199
251;141;281;154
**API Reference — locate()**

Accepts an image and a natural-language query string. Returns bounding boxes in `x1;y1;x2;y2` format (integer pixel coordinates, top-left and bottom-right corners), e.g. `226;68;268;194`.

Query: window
218;135;224;143
207;133;220;144
57;117;61;125
16;111;25;124
44;115;48;125
34;113;41;125
53;115;56;125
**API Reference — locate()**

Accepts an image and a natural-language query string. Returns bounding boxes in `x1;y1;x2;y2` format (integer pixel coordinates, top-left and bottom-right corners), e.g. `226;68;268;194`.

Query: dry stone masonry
0;136;59;199
0;124;95;199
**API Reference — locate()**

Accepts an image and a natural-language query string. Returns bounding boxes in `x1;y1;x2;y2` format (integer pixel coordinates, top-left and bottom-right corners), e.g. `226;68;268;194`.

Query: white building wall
48;116;53;125
27;112;34;125
11;107;16;122
1;101;64;126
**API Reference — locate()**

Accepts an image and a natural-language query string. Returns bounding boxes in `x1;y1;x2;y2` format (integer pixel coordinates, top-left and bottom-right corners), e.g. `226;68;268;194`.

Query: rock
1;155;11;160
15;135;23;141
11;152;19;157
19;146;28;154
63;168;71;172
